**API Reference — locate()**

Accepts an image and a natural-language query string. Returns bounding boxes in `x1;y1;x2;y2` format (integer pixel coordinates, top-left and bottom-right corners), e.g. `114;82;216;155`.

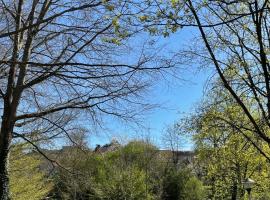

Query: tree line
9;140;205;200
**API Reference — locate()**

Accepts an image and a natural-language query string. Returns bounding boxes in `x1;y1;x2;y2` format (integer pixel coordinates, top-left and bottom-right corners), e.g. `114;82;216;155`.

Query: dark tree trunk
231;183;237;200
231;175;239;200
0;126;11;200
0;147;10;200
0;110;14;200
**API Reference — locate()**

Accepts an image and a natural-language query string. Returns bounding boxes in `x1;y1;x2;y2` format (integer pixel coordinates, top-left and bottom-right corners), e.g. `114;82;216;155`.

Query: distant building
94;139;120;153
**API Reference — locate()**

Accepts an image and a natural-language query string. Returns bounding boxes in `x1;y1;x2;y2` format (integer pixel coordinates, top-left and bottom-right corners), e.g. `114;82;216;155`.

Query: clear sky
87;28;212;150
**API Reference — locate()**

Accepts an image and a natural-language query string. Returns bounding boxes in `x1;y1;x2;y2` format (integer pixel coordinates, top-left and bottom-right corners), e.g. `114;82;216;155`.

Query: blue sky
88;28;212;150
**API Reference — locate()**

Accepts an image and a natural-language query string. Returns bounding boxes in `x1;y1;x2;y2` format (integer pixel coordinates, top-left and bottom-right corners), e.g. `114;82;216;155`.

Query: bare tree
0;0;174;198
162;124;184;166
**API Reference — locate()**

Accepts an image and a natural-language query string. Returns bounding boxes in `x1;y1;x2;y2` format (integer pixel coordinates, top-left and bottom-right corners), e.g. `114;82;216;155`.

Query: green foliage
50;148;99;199
51;141;158;199
50;140;203;200
9;144;52;200
183;176;206;200
189;88;270;199
162;168;206;200
117;140;158;169
96;166;153;200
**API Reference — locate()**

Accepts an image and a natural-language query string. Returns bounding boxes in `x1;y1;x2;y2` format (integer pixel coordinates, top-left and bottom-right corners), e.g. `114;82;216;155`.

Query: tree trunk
0;147;10;200
231;182;237;200
0;116;13;200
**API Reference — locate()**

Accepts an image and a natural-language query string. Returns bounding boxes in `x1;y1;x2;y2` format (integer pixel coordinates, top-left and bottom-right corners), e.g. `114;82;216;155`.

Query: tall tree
183;87;270;199
0;0;173;198
182;0;270;157
145;0;270;160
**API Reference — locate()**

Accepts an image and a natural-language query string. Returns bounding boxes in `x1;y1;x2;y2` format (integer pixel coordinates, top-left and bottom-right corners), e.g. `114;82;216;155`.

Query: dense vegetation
9;141;205;200
10;128;270;200
179;84;270;199
9;144;52;200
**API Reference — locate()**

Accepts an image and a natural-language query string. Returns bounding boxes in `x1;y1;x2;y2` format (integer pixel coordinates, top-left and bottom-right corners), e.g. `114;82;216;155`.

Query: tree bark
0;147;10;200
0;103;15;199
231;181;238;200
0;123;12;200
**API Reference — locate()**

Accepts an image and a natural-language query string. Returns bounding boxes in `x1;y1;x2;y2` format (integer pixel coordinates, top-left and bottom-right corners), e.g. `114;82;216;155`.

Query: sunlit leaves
9;144;53;200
